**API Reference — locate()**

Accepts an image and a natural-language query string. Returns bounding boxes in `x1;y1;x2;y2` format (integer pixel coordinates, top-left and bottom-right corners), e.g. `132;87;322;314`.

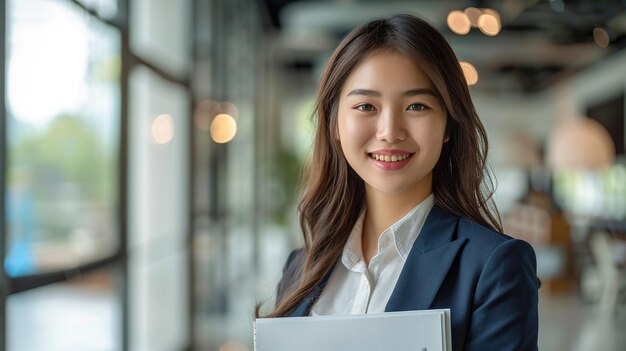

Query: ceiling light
459;61;478;85
478;11;501;36
447;10;471;35
152;114;174;144
548;118;615;171
593;27;611;48
464;7;482;27
210;113;237;144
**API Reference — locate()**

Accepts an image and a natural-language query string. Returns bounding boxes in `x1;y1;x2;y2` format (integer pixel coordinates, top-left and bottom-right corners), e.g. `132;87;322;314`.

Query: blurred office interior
0;0;626;350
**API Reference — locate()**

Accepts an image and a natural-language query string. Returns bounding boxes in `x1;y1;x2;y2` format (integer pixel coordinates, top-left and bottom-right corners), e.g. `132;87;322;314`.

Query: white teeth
369;153;411;162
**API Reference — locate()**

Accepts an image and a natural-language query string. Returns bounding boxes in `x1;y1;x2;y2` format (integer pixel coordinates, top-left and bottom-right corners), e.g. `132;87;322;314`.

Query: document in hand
253;309;451;351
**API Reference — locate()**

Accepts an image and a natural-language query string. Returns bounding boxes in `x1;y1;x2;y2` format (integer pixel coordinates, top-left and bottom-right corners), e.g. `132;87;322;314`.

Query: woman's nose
376;109;406;143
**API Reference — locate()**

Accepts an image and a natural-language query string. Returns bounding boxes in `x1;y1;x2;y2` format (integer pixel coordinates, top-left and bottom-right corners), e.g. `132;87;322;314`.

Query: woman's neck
361;180;433;265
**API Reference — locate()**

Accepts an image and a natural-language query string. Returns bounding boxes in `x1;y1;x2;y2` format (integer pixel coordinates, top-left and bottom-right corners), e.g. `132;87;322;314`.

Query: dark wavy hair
259;13;501;318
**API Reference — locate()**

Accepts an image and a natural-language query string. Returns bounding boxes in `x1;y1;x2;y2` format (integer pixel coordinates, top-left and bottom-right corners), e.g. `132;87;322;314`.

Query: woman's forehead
340;51;436;96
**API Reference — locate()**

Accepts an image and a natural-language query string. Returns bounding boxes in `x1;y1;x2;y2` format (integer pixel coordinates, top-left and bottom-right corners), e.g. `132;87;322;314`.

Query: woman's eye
355;104;376;112
407;103;427;111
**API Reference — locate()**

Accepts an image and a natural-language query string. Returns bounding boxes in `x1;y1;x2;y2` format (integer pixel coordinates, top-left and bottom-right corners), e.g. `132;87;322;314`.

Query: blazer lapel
386;205;467;312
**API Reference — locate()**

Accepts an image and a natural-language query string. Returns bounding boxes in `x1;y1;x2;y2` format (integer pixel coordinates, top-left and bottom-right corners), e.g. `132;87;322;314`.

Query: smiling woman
336;50;448;265
256;13;539;351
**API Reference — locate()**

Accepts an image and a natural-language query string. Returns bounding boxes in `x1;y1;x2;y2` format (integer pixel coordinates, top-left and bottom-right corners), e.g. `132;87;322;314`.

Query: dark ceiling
257;0;626;93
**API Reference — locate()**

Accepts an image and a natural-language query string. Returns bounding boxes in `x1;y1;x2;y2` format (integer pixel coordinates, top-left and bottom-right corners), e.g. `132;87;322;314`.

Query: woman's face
337;50;447;197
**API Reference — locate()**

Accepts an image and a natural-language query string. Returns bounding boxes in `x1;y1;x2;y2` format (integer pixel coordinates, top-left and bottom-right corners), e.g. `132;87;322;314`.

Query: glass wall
5;0;120;276
128;66;190;351
3;0;124;349
1;0;193;350
128;0;192;350
191;0;289;349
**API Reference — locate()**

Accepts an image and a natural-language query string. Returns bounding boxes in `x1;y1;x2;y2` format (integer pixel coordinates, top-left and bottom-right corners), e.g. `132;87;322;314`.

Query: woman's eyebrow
402;88;437;97
346;88;437;97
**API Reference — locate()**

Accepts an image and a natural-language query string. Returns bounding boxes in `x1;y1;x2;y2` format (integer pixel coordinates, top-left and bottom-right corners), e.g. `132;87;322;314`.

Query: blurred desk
503;200;573;294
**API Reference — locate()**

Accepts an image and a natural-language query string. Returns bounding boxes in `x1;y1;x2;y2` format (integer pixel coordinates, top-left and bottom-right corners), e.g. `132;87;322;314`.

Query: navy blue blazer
276;205;539;351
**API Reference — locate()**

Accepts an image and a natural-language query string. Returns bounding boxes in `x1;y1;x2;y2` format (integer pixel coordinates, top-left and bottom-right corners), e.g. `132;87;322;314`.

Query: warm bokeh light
195;100;240;132
593;27;610;48
464;7;482;27
482;8;501;21
151;114;174;144
447;10;471;35
210;113;237;144
478;11;501;36
459;61;478;85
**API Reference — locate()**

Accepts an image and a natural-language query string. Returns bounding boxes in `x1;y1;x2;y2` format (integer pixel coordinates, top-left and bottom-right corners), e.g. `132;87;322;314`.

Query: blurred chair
589;231;626;313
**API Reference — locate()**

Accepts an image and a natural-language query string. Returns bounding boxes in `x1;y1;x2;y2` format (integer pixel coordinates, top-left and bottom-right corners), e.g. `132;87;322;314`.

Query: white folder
254;309;451;351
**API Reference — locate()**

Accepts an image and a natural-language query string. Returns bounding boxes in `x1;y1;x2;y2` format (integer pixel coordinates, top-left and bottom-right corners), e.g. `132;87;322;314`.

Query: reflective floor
7;277;119;351
539;292;626;351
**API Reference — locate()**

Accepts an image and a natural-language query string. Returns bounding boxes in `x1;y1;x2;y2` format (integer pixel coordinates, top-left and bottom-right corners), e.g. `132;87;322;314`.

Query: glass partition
128;65;190;351
5;0;121;276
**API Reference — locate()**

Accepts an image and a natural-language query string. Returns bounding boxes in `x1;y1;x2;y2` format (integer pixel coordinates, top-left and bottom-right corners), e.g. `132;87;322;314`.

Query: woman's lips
368;152;414;171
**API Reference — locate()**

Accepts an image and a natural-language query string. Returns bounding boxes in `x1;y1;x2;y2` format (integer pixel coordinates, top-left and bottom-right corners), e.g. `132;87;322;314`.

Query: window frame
0;0;195;350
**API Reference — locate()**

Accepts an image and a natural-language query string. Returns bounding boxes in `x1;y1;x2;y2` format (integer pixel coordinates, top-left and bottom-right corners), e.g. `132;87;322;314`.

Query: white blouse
310;194;435;315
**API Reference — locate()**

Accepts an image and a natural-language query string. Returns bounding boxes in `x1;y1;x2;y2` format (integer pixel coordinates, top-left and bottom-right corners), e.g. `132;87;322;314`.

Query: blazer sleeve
275;248;304;306
465;239;539;351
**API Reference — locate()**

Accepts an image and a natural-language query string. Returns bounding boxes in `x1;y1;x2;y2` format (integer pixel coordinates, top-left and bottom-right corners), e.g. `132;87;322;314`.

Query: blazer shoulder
473;233;537;274
450;214;541;292
455;216;537;275
457;216;515;249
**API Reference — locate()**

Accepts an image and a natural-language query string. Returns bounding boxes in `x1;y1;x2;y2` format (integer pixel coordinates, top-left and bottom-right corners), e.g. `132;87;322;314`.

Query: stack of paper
254;309;451;351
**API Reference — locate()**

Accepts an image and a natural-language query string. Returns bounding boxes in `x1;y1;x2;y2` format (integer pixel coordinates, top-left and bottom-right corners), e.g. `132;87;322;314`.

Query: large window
1;0;193;350
2;1;124;350
5;0;120;276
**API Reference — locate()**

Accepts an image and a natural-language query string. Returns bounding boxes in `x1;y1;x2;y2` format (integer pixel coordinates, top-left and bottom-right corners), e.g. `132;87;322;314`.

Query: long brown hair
263;13;501;318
